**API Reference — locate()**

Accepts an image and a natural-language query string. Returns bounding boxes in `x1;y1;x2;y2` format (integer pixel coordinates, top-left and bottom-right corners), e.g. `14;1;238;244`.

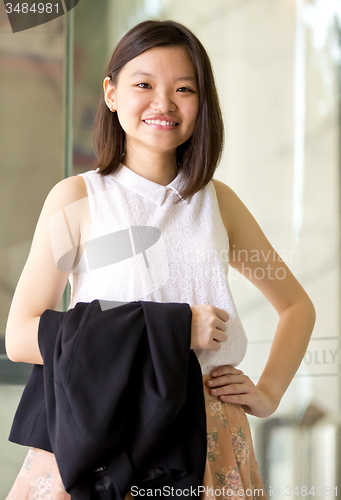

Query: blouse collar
110;164;188;207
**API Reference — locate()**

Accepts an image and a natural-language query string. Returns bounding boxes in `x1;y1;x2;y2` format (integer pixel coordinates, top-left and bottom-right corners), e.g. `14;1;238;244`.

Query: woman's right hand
190;304;229;351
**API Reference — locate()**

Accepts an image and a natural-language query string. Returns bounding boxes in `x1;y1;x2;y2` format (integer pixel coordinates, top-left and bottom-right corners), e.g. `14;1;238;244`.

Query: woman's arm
5;176;89;365
207;179;316;417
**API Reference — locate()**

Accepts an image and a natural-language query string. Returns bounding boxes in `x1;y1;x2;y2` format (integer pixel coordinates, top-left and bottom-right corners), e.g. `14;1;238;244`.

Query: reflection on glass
1;0;340;497
0;10;65;496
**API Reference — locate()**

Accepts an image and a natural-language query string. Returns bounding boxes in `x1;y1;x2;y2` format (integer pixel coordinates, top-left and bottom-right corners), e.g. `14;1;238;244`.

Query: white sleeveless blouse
68;165;247;375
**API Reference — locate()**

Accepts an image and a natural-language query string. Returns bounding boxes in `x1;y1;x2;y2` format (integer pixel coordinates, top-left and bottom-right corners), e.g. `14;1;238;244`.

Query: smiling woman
102;45;199;182
5;18;315;500
92;20;224;197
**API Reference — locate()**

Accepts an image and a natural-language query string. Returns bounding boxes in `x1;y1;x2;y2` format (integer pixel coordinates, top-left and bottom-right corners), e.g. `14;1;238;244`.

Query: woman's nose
150;92;176;113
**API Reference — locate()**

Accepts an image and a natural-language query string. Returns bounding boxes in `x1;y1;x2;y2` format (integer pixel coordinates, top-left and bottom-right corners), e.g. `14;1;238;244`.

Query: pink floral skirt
6;375;267;500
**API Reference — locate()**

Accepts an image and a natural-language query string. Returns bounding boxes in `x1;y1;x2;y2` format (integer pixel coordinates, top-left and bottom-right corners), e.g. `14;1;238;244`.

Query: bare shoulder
212;177;268;245
212;178;244;237
44;175;88;212
41;174;91;254
212;178;236;200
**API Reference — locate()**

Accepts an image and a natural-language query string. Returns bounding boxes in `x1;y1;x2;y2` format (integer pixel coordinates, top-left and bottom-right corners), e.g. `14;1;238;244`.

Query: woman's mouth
143;119;179;127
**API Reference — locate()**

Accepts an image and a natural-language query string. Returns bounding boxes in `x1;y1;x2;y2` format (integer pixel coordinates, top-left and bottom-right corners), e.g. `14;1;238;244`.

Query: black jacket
9;300;207;500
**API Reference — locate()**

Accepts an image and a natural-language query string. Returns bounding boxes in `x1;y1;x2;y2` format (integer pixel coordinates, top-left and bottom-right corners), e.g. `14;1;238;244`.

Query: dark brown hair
92;19;224;203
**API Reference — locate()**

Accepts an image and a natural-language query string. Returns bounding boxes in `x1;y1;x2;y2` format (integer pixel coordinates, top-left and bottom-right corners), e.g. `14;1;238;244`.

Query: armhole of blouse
68;173;94;273
77;172;94;242
210;179;230;260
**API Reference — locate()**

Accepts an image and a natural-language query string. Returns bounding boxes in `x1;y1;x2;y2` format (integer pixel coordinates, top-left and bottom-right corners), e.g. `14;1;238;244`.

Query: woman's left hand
206;365;280;418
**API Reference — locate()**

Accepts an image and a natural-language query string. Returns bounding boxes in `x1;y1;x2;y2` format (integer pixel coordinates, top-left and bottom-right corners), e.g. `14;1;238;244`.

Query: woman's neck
123;147;178;186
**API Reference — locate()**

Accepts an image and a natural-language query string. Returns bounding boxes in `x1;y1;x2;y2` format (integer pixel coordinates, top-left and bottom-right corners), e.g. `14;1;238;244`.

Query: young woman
5;19;315;500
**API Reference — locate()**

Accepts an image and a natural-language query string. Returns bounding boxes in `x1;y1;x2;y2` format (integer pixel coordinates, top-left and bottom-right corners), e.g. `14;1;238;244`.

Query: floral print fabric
202;374;267;500
6;375;267;500
5;448;69;500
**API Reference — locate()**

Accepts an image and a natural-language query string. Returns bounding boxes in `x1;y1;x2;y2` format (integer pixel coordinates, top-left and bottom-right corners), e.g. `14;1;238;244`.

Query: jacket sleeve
8;308;66;452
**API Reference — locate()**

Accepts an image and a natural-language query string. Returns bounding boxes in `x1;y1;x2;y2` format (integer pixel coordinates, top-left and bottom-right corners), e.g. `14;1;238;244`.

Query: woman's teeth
144;119;178;126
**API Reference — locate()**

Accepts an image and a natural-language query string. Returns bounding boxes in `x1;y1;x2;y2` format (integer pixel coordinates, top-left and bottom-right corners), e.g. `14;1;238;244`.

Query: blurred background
0;0;340;497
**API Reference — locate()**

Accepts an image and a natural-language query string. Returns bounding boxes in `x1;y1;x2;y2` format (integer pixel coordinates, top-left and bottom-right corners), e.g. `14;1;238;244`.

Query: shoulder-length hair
92;19;224;203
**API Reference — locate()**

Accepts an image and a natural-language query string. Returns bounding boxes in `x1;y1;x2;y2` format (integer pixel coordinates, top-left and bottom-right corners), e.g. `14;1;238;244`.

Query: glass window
1;0;340;496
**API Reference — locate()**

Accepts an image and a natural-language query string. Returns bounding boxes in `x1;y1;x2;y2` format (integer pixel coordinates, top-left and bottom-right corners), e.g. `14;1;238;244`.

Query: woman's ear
103;77;116;112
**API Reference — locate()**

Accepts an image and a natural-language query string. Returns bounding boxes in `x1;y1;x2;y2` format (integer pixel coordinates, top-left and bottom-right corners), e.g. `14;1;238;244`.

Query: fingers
190;305;230;351
212;306;230;323
219;393;252;406
208;377;249;396
206;372;261;415
215;317;228;333
209;339;224;351
212;328;227;344
211;317;228;347
204;368;279;418
206;372;246;388
209;365;243;378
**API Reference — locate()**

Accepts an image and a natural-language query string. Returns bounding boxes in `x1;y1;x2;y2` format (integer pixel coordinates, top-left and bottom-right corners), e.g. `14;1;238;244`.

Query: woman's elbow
5;334;22;363
298;292;316;330
5;341;43;364
5;318;43;364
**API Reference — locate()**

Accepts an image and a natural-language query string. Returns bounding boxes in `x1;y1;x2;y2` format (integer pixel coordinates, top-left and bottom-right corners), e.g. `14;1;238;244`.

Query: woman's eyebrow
130;70;196;82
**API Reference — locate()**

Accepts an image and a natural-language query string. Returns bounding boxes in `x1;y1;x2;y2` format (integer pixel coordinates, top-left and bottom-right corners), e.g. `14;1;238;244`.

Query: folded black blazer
9;300;207;500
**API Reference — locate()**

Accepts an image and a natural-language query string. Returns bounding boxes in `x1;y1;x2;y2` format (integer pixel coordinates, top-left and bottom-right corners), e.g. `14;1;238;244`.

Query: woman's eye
137;83;151;89
177;87;192;93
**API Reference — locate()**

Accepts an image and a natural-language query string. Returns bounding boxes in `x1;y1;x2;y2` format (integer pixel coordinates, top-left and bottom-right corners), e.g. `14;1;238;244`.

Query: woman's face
104;46;199;158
